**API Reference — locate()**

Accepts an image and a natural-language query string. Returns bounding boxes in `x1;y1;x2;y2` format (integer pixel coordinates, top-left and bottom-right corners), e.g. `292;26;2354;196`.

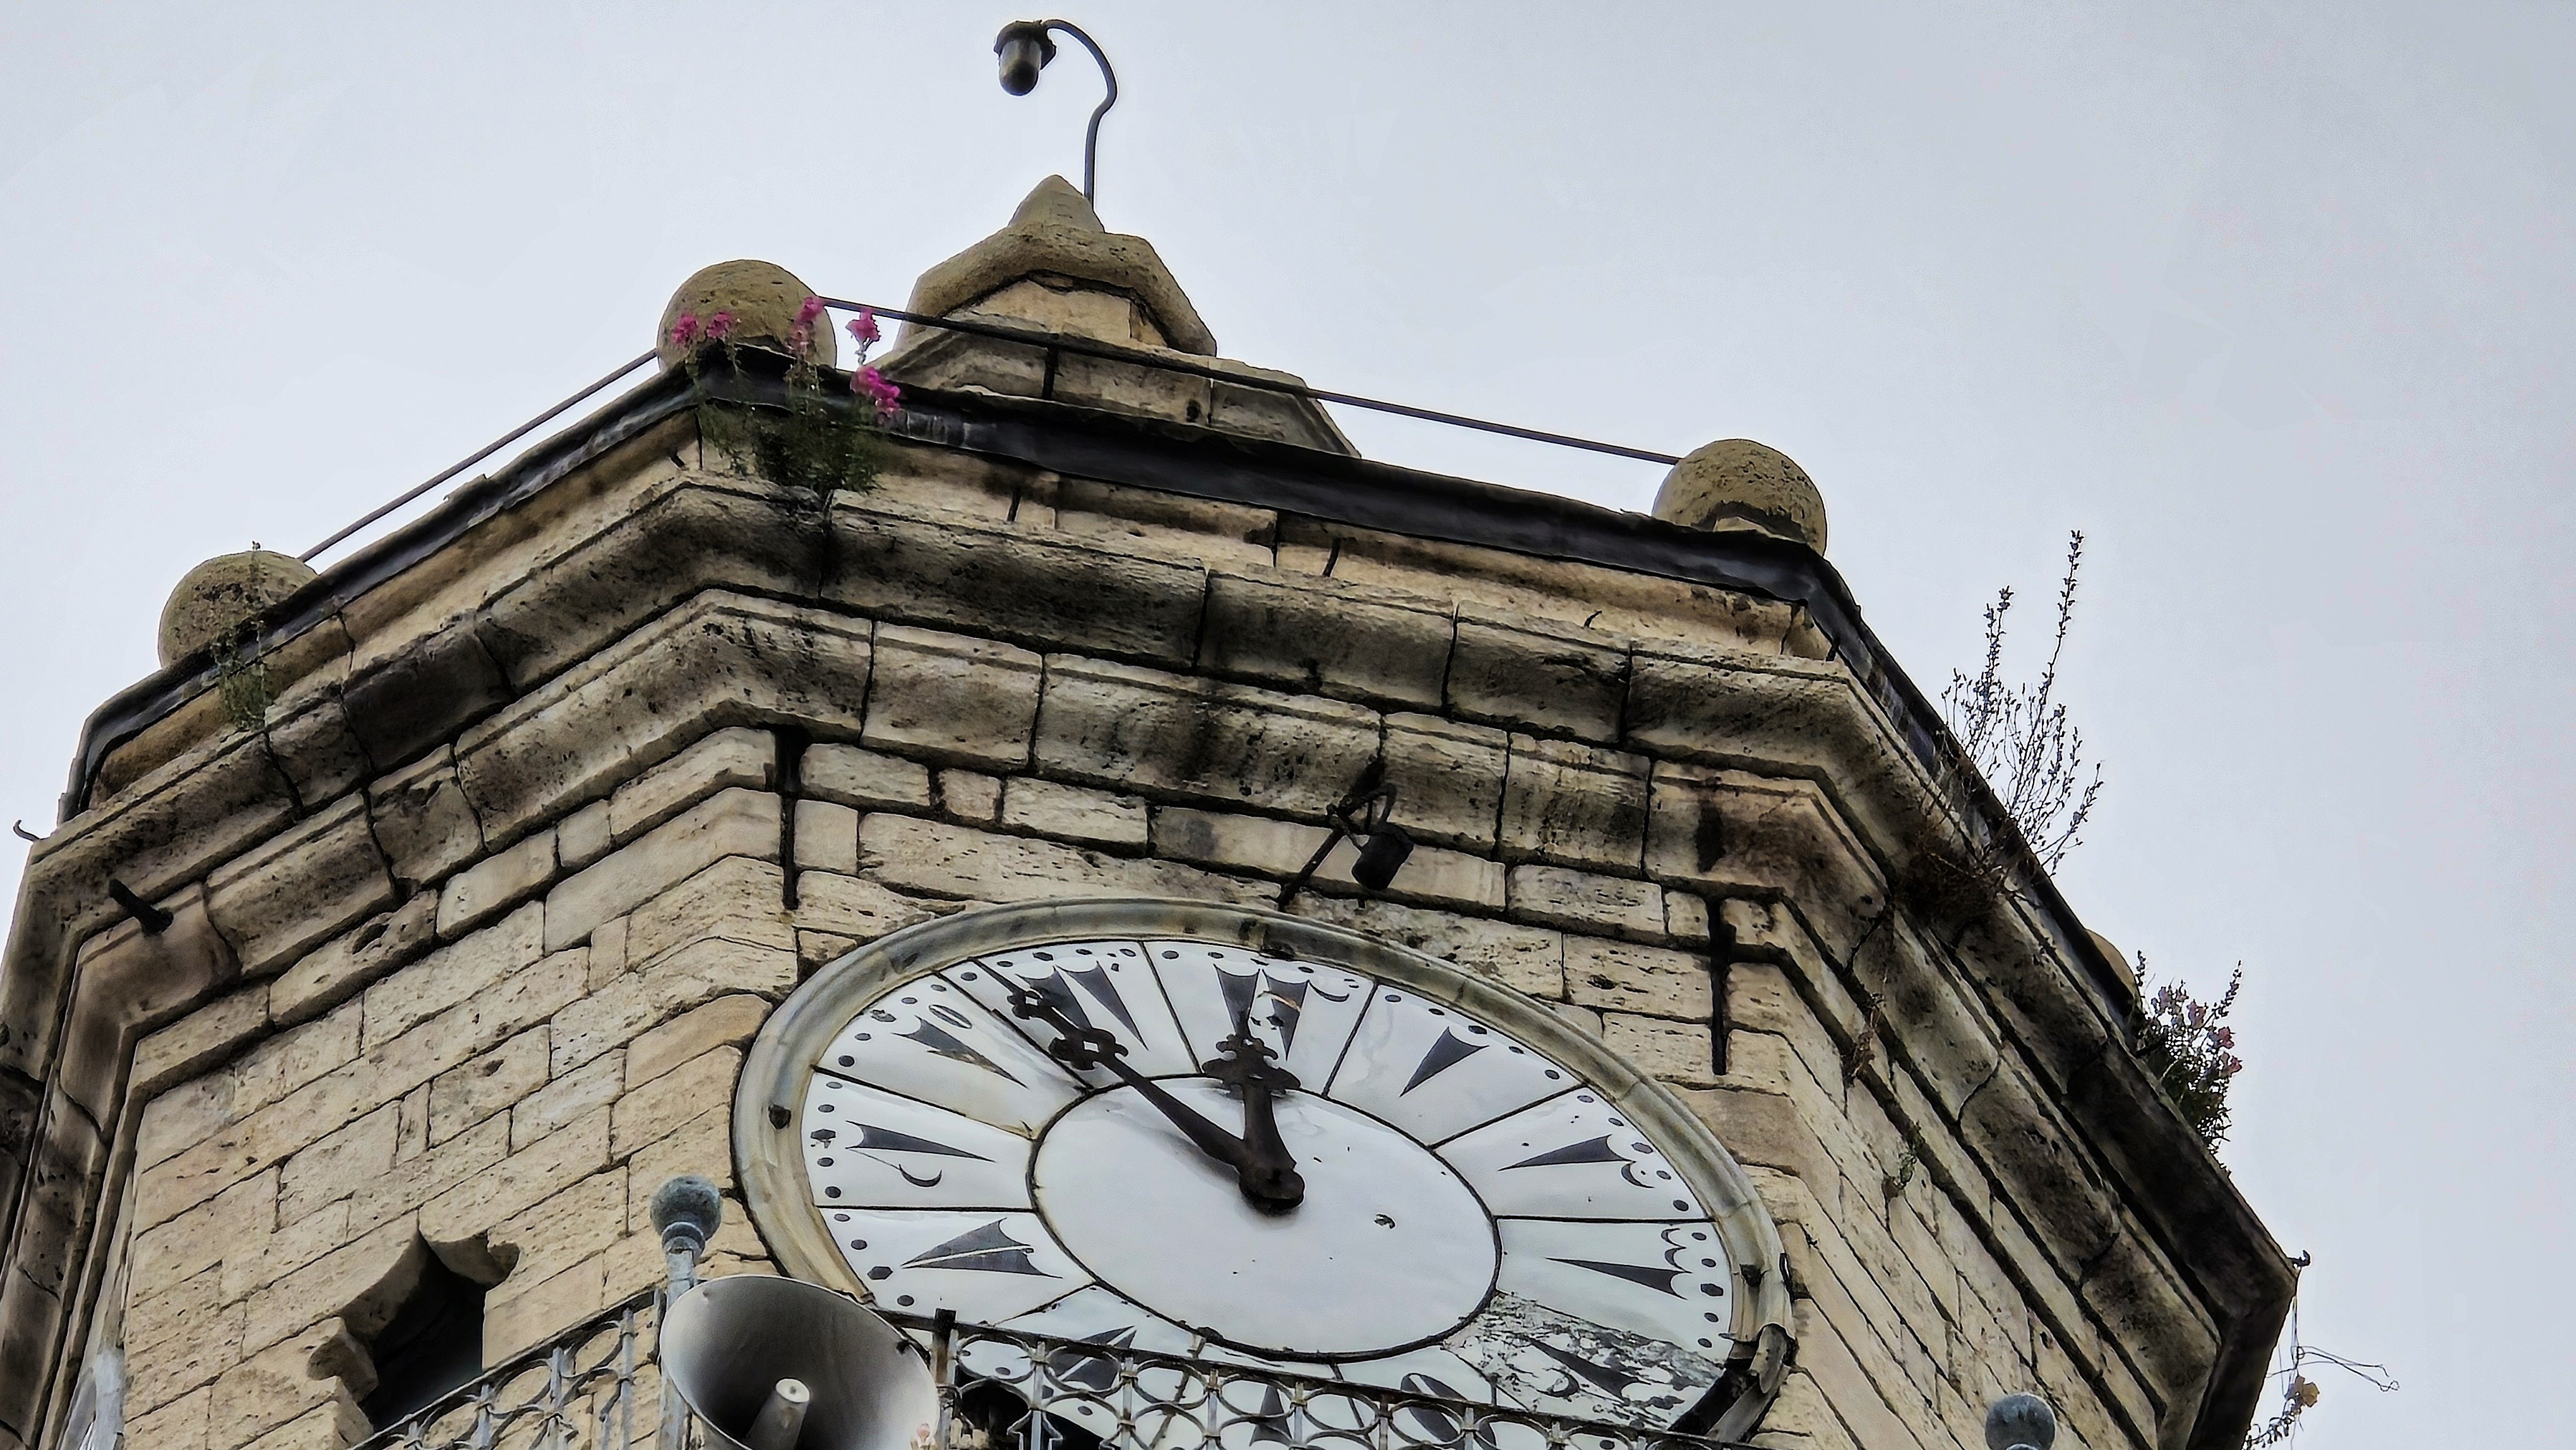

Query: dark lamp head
996;21;1058;95
1352;823;1415;893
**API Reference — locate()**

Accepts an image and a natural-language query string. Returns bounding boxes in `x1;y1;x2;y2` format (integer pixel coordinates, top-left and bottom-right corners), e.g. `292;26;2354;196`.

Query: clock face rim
736;897;1794;1419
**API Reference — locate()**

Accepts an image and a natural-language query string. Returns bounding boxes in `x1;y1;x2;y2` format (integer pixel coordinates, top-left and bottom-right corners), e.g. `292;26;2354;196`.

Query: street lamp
994;19;1119;204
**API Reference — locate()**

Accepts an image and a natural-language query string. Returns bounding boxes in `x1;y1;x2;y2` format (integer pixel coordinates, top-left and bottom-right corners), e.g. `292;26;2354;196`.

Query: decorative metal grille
921;1315;1762;1450
346;1288;1760;1450
349;1295;650;1450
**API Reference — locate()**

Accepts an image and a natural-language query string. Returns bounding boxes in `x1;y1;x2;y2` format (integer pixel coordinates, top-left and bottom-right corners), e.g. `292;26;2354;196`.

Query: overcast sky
3;4;2567;1444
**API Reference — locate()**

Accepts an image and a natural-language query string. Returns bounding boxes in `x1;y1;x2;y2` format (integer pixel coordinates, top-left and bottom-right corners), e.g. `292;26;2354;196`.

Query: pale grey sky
3;4;2567;1444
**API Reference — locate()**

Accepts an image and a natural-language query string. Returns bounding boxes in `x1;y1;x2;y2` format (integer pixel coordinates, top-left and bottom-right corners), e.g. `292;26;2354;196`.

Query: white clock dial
801;1076;1033;1210
819;1209;1090;1324
947;942;1199;1079
1148;941;1373;1087
764;923;1782;1434
817;974;1076;1135
1440;1089;1711;1221
1325;986;1573;1142
1030;1079;1496;1358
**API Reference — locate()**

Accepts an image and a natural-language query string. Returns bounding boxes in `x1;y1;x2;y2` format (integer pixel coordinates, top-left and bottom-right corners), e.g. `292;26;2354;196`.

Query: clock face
782;933;1748;1430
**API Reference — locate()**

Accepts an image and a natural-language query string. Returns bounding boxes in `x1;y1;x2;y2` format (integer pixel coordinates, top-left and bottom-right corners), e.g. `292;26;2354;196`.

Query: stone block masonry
0;441;2257;1450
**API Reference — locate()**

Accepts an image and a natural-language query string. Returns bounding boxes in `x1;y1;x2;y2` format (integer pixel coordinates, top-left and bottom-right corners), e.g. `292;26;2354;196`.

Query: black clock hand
1202;1010;1306;1214
1006;988;1260;1180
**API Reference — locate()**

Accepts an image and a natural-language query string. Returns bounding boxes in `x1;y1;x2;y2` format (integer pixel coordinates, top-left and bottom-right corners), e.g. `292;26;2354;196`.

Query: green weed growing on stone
213;625;271;731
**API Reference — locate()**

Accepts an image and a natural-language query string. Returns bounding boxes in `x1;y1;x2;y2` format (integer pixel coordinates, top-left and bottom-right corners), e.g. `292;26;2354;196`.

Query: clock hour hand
1005;986;1261;1185
1200;1005;1306;1213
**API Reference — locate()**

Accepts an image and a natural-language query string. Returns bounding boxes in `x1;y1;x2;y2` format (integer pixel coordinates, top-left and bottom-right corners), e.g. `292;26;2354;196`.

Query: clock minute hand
1005;987;1258;1179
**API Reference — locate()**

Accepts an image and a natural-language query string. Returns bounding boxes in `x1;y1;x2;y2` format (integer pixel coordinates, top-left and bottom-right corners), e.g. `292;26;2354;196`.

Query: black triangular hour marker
1064;965;1145;1038
1549;1255;1687;1296
1219;969;1312;1055
851;1123;991;1160
904;1221;1051;1275
1404;1028;1488;1094
900;1021;1026;1085
1503;1135;1628;1170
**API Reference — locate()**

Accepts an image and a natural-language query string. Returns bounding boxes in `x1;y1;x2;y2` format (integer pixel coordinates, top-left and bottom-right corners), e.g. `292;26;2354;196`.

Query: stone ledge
829;505;1208;669
456;592;867;851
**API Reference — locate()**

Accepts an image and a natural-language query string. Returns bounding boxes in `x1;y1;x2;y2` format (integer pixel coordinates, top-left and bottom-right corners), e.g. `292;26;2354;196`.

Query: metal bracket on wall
1276;771;1414;909
105;880;170;935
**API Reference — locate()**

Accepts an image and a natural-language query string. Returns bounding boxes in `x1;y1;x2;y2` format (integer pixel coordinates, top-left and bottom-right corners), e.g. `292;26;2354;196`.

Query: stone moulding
51;352;2133;1040
734;896;1798;1441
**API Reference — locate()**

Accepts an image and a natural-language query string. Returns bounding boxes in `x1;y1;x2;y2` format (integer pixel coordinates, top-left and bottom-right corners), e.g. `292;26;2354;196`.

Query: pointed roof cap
902;176;1217;356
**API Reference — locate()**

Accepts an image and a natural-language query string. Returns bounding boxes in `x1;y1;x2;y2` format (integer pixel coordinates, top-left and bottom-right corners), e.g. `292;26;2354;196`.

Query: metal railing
298;301;1684;568
352;1293;652;1450
348;1286;1760;1450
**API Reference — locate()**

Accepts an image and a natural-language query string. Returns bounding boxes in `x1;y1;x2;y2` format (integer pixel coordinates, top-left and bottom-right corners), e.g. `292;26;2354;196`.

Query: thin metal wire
829;297;1685;465
299;349;658;564
299;301;1686;566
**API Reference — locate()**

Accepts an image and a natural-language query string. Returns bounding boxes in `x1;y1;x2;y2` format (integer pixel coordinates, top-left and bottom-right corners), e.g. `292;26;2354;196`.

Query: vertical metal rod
1041;20;1118;203
468;1380;498;1450
932;1309;958;1450
539;1345;573;1450
618;1306;640;1450
657;1287;689;1450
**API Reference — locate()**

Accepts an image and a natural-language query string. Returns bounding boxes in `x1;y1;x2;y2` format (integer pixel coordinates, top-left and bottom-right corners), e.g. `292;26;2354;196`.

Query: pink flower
669;312;701;347
847;308;881;345
705;310;736;340
790;295;827;351
852;364;901;417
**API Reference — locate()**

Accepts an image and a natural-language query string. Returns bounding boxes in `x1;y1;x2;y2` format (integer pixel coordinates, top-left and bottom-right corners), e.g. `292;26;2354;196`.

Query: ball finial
657;261;837;371
650;1174;725;1255
1651;438;1828;552
1985;1393;2057;1450
157;549;318;667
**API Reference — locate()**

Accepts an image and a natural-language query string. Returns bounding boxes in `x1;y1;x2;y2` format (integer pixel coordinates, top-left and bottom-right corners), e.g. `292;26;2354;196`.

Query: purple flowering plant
2133;963;2245;1149
668;294;890;493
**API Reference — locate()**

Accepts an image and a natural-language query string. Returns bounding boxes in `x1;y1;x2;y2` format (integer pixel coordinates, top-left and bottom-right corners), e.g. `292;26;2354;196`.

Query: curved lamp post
994;18;1119;204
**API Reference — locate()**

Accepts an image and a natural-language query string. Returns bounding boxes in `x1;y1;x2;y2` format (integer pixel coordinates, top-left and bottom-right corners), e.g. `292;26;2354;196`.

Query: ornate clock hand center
1202;1025;1306;1214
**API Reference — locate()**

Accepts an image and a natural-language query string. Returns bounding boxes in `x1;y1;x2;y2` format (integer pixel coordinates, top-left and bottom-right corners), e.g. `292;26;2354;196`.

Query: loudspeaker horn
662;1276;939;1450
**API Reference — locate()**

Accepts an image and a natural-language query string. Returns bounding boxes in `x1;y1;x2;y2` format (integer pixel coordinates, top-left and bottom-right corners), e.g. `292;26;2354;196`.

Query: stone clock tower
0;178;2291;1450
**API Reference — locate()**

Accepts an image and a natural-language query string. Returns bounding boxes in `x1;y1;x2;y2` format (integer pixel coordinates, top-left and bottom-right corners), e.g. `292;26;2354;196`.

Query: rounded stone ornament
1984;1393;2058;1450
157;549;318;666
1652;438;1828;552
657;260;837;370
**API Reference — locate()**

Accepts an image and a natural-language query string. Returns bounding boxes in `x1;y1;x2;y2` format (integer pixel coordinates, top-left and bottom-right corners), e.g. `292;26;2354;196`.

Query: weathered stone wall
3;422;2225;1450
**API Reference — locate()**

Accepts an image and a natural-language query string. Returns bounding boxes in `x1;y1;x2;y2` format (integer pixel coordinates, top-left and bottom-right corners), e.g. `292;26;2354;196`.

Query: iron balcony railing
349;1285;1763;1450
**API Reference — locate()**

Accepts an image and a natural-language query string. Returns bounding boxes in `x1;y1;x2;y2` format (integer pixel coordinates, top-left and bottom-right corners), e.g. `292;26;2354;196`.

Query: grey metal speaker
662;1276;939;1450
